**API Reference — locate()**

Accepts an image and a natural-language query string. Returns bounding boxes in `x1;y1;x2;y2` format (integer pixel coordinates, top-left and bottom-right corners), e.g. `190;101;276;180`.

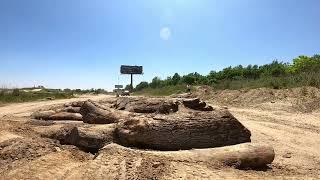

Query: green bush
0;91;74;104
133;54;320;94
12;89;20;96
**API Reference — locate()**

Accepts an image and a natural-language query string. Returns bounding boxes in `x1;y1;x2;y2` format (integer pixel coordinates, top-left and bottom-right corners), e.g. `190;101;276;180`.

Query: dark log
80;100;120;124
116;110;251;151
182;98;214;111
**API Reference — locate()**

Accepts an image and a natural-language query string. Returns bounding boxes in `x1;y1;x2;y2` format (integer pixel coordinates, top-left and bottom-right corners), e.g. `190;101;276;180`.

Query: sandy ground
0;94;320;179
0;94;111;118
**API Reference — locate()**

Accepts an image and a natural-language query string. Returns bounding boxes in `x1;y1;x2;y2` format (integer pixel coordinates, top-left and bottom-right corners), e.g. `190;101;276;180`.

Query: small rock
222;106;228;109
283;152;292;158
54;147;61;152
152;162;163;168
271;101;276;104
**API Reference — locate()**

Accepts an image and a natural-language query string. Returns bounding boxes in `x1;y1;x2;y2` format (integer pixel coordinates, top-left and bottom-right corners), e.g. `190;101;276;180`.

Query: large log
101;143;275;169
44;124;116;152
114;97;179;114
116;110;251;150
31;111;82;121
80;100;120;124
64;101;85;107
63;106;81;113
49;112;82;121
31;110;56;120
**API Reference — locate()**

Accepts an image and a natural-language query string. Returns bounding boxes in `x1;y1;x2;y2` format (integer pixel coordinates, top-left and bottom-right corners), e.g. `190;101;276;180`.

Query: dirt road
0;95;111;118
229;106;320;178
0;95;319;179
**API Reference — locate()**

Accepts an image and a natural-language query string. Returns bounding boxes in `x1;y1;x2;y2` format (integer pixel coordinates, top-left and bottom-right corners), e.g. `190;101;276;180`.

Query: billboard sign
120;65;143;74
115;85;123;89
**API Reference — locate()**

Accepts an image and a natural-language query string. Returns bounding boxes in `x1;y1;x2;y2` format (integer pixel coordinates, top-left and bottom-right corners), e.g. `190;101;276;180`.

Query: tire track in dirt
231;107;320;177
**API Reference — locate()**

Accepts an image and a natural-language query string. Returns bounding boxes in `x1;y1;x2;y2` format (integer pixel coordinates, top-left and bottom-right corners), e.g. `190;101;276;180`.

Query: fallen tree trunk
114;97;179;114
181;98;214;111
45;124;116;153
80;100;121;124
64;101;85;107
101;143;275;169
63;106;81;113
49;112;82;121
31;110;56;120
64;125;115;152
116;110;251;150
31;111;82;121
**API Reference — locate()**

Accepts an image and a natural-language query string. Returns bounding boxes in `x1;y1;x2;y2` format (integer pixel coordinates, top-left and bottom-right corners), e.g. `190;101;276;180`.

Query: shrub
12;89;20;96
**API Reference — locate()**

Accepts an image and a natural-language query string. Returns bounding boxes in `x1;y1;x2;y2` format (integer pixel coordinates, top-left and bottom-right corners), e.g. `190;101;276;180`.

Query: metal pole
130;74;133;92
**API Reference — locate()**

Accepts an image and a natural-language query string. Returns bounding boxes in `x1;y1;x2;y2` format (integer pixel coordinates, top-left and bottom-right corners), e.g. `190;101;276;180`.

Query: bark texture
48;124;116;152
63;106;81;113
181;98;214;111
114;97;179;114
49;112;82;121
80;100;120;124
31;111;82;121
116;110;251;150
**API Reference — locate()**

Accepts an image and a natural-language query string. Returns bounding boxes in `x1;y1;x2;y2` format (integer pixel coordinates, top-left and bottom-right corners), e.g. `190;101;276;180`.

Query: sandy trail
0;95;111;118
229;106;320;177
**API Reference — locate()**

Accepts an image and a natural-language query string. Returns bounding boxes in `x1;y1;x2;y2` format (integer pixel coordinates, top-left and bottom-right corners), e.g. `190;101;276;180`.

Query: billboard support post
120;65;143;93
131;74;133;91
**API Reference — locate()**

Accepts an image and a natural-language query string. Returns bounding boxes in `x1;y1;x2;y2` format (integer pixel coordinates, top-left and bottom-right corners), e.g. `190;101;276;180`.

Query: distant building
36;85;45;89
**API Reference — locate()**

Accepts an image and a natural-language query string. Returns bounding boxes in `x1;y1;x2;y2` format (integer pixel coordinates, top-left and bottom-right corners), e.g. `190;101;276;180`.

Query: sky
0;0;319;90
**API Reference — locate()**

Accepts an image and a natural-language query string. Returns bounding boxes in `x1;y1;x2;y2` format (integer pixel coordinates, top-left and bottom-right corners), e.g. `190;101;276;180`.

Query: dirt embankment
195;86;320;113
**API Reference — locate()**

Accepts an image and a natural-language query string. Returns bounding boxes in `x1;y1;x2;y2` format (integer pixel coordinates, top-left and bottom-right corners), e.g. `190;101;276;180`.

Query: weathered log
182;98;214;111
114;97;179;114
113;97;136;110
31;110;56;120
44;124;116;152
49;112;83;121
80;100;120;124
64;101;85;107
32;111;82;121
101;143;275;169
63;106;81;113
116;110;251;150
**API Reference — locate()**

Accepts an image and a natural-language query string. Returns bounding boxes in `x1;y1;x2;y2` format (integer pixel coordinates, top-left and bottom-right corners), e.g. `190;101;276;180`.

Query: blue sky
1;0;319;90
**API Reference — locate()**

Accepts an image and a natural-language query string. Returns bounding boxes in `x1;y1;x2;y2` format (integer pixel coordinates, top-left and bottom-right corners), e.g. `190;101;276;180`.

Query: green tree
150;77;162;88
290;55;320;73
172;73;181;85
181;73;196;85
135;81;149;91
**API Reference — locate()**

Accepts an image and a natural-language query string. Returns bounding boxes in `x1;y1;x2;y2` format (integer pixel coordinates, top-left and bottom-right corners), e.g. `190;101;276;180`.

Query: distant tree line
63;88;108;95
134;54;320;91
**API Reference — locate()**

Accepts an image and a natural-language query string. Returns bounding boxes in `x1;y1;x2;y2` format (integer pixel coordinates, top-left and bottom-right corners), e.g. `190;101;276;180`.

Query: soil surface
0;91;320;179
